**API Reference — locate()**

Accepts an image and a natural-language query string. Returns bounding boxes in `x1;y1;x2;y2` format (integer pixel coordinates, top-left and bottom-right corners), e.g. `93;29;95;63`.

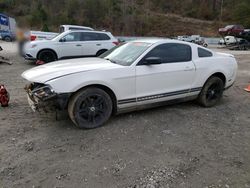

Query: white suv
24;30;119;63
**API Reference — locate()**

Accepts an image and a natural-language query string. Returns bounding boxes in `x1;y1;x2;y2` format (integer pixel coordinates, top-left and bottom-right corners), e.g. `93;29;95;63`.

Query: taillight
30;35;37;41
113;41;119;46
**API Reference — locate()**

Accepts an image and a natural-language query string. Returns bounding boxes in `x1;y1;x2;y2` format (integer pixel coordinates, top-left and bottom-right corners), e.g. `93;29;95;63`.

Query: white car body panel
22;39;238;112
136;60;196;99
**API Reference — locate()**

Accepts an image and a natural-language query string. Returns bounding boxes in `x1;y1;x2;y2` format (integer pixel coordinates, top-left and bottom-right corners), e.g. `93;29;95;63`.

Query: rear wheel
38;50;57;63
68;88;113;129
4;36;11;42
96;49;107;57
198;77;224;107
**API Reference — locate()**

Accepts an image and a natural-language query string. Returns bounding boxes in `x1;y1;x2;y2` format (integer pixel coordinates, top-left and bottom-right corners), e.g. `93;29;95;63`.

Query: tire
68;87;113;129
37;50;57;63
96;49;107;57
4;36;11;42
198;77;224;107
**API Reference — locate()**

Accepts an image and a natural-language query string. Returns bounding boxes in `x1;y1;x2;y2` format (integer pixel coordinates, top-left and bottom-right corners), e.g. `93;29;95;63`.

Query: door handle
76;44;82;47
184;66;194;71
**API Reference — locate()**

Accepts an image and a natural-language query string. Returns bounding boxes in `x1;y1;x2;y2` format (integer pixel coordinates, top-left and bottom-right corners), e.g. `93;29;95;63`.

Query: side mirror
144;57;162;65
59;38;66;42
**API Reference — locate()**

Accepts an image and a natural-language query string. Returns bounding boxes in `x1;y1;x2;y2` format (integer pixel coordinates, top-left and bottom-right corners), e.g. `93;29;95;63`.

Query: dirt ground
0;42;249;188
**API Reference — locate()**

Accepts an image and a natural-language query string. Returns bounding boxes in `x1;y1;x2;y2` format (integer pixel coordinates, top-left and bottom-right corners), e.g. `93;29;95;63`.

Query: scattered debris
56;173;70;180
112;159;127;175
24;141;34;152
36;60;45;65
0;46;12;65
130;157;200;188
0;85;10;107
244;84;250;92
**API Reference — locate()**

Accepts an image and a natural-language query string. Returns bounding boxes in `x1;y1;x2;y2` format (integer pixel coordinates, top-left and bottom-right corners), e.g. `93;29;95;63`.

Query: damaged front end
25;83;70;112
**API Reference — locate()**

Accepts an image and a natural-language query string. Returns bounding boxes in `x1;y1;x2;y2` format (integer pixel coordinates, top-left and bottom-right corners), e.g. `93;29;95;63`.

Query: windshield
100;42;152;66
51;32;68;41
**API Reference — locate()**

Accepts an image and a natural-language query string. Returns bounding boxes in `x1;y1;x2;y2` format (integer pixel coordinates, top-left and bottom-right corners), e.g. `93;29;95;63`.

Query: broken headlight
26;83;57;101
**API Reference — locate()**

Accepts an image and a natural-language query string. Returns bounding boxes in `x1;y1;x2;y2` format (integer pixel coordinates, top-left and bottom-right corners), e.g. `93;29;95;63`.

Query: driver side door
136;43;196;105
56;32;83;58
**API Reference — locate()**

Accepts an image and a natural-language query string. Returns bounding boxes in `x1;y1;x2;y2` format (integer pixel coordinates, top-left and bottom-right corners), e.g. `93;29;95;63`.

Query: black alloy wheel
68;88;113;129
198;77;224;107
38;50;57;63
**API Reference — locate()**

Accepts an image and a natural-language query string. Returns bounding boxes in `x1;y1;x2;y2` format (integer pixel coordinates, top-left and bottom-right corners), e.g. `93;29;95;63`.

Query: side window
198;47;213;58
69;27;89;31
81;32;99;41
98;33;111;40
61;32;81;42
144;43;192;64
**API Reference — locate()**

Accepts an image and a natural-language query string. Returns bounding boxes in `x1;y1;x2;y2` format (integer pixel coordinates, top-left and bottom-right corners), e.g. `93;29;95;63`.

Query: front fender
45;66;136;102
46;72;118;96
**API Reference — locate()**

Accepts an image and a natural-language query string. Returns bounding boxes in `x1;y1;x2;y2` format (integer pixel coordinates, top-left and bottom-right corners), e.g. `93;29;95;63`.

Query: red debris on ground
0;85;9;107
244;84;250;92
36;60;45;65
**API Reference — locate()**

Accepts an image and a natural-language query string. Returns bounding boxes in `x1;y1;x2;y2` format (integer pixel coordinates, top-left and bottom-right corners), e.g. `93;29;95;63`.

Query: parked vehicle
239;30;250;41
22;39;238;129
190;35;201;42
23;30;118;63
218;36;246;45
29;31;58;41
177;35;204;43
0;30;15;41
59;25;94;33
0;13;16;34
28;25;94;42
177;35;206;46
219;36;236;45
219;25;244;36
177;35;192;42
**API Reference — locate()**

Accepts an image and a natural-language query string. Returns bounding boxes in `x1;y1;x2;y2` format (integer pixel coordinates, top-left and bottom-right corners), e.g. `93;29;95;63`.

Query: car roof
60;25;94;30
61;25;92;28
130;38;194;46
66;30;110;34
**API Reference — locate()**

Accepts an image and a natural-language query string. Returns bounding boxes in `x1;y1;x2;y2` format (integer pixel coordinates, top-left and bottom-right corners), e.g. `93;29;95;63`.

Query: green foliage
233;0;250;28
42;23;49;32
29;2;48;28
0;0;249;35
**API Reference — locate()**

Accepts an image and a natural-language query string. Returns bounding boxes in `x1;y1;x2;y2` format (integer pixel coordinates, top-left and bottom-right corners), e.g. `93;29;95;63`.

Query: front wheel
68;88;113;129
198;77;224;107
96;49;107;57
38;50;57;63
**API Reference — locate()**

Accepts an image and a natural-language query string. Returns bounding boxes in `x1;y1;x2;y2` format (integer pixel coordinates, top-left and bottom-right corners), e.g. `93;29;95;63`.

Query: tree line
0;0;249;36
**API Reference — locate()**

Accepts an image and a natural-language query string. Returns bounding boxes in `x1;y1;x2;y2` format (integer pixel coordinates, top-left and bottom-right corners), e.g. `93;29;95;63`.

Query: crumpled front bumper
25;83;70;112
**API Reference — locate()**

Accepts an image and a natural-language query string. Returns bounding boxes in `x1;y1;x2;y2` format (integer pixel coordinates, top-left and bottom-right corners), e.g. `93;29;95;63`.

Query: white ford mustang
22;39;238;129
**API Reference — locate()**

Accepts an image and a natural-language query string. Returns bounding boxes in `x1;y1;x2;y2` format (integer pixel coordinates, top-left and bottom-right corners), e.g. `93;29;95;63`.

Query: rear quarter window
81;32;111;41
198;47;213;58
98;33;111;40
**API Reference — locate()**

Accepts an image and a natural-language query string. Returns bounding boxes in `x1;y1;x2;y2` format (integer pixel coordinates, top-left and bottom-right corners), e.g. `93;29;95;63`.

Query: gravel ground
0;42;249;188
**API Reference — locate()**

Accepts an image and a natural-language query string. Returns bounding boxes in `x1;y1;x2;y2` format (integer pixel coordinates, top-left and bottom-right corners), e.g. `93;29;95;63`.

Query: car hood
22;58;121;83
25;40;52;48
31;40;53;45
